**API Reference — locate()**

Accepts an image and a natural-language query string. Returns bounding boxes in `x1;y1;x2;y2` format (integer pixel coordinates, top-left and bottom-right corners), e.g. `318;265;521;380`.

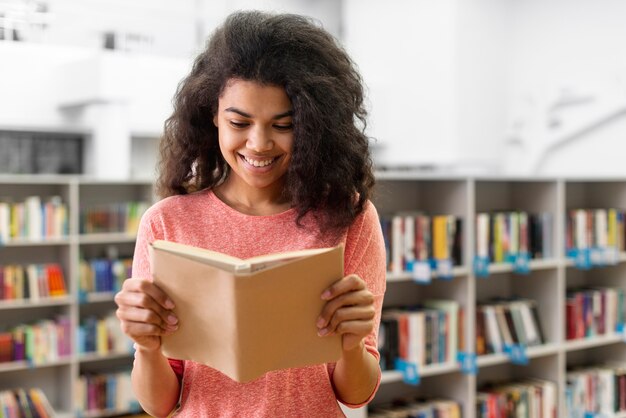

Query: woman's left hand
317;274;376;352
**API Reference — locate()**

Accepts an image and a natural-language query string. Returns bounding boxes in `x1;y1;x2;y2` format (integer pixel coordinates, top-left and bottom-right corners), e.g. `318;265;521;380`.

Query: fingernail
167;314;178;325
165;299;175;309
166;324;178;331
318;328;328;336
316;317;325;328
321;290;331;300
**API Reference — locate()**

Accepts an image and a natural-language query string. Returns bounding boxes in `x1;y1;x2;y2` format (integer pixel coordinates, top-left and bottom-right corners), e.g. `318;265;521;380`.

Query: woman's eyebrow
224;107;293;120
225;107;252;118
272;110;293;120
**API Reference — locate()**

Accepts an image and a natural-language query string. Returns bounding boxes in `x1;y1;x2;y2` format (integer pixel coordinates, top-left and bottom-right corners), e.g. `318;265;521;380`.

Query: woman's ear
213;114;218;127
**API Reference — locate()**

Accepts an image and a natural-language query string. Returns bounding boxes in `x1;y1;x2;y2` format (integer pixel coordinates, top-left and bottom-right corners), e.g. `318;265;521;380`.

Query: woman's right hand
114;278;179;352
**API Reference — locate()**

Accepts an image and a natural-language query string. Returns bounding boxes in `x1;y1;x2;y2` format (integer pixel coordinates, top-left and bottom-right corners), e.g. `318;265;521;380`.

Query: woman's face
213;79;294;194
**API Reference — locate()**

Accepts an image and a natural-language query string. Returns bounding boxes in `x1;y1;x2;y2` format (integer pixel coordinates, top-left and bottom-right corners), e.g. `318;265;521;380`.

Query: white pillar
81;101;131;179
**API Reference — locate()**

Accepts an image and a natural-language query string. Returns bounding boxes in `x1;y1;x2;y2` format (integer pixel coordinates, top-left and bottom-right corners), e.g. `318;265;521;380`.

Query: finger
335;319;375;337
317;289;374;329
115;290;178;327
119;320;173;338
321;275;365;301
321;305;376;335
122;278;175;310
117;305;178;332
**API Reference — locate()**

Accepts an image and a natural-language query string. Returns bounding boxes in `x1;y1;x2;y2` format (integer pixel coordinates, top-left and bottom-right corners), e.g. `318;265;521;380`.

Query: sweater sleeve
328;200;387;408
131;205;185;382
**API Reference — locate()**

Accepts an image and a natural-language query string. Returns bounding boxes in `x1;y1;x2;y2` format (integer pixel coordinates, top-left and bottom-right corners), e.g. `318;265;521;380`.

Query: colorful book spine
475;211;553;264
477;379;556;418
476;298;544;355
0;388;55;418
380;213;463;273
0;196;68;242
79;257;132;294
378;300;460;371
566;287;625;340
0;263;67;302
566;364;626;416
0;316;71;364
369;398;461;418
77;311;133;355
75;371;140;415
80;201;149;234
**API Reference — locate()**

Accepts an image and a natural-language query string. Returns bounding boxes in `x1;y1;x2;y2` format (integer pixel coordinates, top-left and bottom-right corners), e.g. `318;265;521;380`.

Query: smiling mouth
240;154;278;168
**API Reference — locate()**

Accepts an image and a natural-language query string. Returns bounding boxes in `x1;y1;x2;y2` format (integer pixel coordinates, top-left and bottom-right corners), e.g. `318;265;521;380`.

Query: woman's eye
230;121;249;128
274;124;293;131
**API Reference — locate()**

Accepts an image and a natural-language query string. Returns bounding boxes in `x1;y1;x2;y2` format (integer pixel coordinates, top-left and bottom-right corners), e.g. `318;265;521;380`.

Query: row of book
79;201;149;235
79;257;132;294
0;316;71;364
75;371;140;415
379;300;461;370
566;209;626;253
0;196;68;242
77;312;133;355
369;398;461;418
477;379;557;418
566;363;626;416
476;299;544;356
380;214;463;274
0;263;67;301
0;388;55;418
566;287;626;340
476;212;554;263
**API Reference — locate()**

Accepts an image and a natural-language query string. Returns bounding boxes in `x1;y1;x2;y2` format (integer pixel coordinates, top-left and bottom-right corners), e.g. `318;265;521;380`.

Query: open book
148;240;344;383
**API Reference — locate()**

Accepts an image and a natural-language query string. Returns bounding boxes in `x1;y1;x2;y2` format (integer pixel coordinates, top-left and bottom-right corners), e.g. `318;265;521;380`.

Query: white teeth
243;155;275;167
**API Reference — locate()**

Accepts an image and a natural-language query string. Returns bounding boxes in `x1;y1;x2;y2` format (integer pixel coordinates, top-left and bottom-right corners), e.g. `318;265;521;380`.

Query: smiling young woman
114;10;386;418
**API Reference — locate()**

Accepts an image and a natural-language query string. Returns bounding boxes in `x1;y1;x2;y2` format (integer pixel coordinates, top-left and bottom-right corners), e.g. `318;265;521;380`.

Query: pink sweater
132;190;387;417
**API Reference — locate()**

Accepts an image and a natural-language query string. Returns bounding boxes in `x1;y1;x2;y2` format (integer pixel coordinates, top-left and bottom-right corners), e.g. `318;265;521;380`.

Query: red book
0;332;13;362
398;314;408;361
566;299;576;340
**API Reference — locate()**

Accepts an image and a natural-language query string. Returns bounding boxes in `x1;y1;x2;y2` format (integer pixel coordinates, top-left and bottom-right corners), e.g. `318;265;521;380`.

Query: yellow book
608;209;617;248
432;215;449;260
494;214;504;263
97;319;109;355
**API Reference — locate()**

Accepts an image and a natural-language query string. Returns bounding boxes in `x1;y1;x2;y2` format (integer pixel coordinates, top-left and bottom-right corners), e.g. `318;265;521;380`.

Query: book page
149;246;239;378
234;246;344;382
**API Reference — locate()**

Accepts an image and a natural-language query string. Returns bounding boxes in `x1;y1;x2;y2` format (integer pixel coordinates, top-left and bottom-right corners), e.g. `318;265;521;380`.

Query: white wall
455;0;509;172
0;42;189;134
501;0;626;176
44;0;197;58
342;0;460;168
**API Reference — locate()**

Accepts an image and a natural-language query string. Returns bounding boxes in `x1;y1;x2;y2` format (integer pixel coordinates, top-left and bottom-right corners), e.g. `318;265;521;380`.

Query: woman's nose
246;127;274;152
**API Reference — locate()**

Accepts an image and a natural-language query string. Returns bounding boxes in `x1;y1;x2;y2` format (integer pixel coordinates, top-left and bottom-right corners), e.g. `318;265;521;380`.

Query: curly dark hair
157;10;375;232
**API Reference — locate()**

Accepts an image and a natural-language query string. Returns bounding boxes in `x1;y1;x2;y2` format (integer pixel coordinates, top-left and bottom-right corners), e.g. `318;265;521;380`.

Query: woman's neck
214;177;291;216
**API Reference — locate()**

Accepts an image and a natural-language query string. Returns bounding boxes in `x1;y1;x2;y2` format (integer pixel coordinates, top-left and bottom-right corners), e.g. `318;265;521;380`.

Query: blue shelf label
617;323;626;342
436;259;453;280
457;351;477;375
474;256;490;278
505;252;516;264
395;358;420;385
604;246;619;265
569;248;592;270
513;252;530;275
78;290;88;304
590;247;605;267
504;344;528;365
409;260;432;284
